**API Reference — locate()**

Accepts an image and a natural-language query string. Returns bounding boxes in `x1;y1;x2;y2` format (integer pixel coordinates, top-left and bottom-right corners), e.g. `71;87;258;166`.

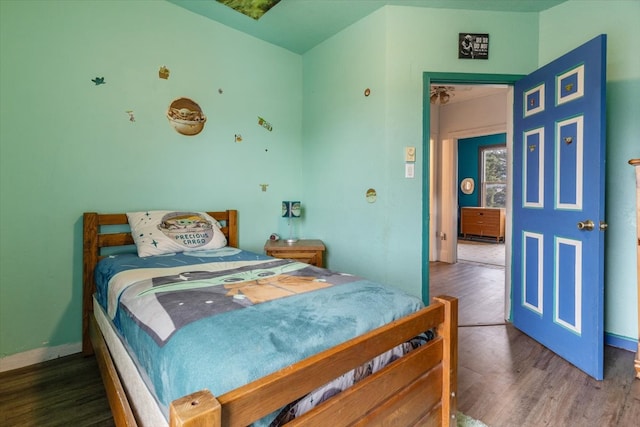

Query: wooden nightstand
264;239;325;268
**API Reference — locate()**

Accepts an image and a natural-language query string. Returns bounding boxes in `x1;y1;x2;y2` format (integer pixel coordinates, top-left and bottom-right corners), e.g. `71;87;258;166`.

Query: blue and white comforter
95;247;426;425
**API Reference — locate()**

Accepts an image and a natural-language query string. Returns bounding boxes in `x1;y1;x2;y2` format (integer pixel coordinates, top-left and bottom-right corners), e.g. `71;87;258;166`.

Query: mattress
94;247;427;425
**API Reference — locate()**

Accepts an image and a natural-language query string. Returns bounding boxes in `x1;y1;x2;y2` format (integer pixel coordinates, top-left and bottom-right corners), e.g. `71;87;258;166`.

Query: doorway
422;72;524;322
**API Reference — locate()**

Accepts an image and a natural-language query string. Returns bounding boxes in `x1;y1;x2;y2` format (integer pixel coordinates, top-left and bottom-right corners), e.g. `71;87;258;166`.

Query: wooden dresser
460;207;505;242
629;158;640;379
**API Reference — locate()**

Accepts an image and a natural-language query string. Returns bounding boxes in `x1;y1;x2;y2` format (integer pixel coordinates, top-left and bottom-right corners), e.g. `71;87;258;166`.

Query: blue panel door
512;35;607;379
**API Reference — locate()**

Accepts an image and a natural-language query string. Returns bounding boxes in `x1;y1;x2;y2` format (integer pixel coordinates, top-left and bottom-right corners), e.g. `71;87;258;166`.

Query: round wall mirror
460;178;475;194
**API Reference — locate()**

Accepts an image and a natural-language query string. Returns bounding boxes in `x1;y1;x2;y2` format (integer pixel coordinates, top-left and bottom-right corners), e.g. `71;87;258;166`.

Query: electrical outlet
405;163;415;178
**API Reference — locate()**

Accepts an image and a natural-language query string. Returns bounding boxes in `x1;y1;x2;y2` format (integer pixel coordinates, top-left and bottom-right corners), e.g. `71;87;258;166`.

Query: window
480;145;507;208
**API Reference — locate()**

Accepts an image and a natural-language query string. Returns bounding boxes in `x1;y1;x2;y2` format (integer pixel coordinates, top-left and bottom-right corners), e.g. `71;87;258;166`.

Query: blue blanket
95;247;425;424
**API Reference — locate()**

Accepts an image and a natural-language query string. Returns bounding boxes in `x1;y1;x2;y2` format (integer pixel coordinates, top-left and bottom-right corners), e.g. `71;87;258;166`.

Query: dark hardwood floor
431;258;640;427
1;258;638;426
0;353;114;426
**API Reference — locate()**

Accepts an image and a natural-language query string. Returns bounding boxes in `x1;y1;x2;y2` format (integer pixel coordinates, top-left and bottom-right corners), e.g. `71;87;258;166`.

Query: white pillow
126;210;227;257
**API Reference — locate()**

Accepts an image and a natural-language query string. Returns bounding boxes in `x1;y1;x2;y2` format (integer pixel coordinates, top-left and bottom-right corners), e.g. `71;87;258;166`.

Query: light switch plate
405;146;416;162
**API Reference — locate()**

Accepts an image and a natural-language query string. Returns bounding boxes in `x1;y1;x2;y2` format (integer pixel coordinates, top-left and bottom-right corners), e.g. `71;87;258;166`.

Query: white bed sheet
93;297;168;427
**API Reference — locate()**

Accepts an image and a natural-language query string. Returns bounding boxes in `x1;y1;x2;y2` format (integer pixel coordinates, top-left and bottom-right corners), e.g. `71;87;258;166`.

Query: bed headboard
82;210;238;354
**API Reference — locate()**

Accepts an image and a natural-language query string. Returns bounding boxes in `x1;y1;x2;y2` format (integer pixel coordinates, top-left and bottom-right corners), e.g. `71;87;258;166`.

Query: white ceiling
168;0;567;54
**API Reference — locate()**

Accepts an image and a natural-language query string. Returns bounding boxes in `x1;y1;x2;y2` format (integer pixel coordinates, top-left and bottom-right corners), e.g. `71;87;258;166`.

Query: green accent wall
302;7;539;305
0;0;302;358
1;0;638;361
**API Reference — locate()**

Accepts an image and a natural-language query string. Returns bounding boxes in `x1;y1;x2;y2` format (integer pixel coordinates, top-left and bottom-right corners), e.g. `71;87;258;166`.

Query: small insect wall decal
91;77;106;86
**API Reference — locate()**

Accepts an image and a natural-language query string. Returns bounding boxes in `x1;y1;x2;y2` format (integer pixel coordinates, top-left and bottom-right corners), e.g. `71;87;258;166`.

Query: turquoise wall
0;0;302;358
458;134;507;208
302;7;539;298
1;0;638;361
301;11;393;284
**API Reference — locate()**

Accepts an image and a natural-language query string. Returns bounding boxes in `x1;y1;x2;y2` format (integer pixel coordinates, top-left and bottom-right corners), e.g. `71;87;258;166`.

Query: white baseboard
0;342;82;373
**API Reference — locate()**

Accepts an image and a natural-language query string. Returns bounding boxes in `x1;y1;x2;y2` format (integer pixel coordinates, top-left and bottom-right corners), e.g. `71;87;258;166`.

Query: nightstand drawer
264;239;326;268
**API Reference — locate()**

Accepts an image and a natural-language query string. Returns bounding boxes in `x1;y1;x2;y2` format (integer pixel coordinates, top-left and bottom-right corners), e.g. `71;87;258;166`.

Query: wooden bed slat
98;233;135;247
286;341;444;426
217;306;445;426
351;366;444;426
97;213;129;225
413;403;443;427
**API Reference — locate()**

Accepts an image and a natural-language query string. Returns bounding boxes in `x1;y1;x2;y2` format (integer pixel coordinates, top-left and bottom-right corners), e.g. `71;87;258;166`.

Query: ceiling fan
430;86;455;104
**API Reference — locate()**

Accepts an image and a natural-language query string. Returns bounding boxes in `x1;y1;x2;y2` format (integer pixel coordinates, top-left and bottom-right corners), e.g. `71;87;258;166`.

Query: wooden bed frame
82;210;458;426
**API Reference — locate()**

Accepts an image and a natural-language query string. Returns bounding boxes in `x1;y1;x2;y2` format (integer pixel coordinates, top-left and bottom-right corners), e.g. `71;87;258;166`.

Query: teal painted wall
301;11;393;285
539;0;640;342
458;134;507;208
302;7;539;299
0;0;302;358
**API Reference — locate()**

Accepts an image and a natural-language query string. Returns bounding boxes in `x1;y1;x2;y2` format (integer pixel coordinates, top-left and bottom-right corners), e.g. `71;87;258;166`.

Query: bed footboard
90;295;457;427
168;295;458;427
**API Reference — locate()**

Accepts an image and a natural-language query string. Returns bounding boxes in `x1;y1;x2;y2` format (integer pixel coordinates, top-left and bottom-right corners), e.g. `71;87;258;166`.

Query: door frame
422;72;524;320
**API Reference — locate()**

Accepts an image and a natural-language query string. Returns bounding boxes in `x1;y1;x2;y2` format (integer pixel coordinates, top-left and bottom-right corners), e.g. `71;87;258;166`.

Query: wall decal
260;184;269;192
91;77;105;85
364;88;371;96
126;110;135;122
258;116;273;131
366;188;377;203
166;97;207;136
159;66;170;79
235;134;243;142
218;88;224;94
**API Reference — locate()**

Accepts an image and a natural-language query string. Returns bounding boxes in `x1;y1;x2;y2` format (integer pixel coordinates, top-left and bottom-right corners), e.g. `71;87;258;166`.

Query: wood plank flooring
0;353;114;426
431;259;640;427
1;258;638;426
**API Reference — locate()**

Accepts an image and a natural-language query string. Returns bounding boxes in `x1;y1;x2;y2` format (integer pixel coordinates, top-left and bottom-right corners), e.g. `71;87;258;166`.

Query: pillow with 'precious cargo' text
126;210;227;257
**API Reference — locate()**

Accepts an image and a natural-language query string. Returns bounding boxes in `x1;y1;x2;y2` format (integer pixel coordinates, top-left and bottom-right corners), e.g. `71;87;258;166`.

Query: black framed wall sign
459;33;489;60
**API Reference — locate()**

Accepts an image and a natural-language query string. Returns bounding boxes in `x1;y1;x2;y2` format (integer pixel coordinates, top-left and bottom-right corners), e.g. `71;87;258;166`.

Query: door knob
577;219;595;231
